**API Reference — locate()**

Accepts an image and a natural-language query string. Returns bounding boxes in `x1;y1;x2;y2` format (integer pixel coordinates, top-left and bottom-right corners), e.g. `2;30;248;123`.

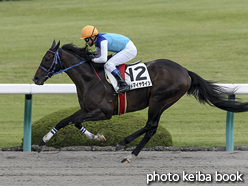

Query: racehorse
33;40;248;163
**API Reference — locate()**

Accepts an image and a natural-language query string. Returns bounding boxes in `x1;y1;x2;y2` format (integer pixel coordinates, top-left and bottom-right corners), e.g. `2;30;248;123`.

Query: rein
39;48;107;90
39;49;87;78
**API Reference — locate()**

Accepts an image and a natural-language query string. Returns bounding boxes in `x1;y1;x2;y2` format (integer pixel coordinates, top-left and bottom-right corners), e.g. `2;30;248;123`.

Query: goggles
84;27;96;43
84;37;90;42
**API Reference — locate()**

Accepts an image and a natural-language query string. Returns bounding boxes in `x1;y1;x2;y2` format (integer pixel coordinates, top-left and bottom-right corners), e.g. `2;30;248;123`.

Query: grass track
1;0;248;148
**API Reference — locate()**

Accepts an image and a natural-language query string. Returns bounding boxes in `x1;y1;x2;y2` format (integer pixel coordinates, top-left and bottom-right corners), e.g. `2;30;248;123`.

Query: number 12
128;66;147;82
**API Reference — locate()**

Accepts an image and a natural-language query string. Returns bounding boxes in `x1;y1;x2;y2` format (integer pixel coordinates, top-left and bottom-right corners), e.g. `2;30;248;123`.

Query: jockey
81;25;137;94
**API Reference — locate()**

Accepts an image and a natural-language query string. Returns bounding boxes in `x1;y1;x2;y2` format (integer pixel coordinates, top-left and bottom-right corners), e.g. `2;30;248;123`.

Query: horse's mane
62;43;89;59
61;43;104;69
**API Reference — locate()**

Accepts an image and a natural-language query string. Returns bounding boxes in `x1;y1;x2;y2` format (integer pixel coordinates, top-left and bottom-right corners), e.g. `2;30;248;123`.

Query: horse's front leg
38;108;108;152
73;108;110;141
38;109;83;152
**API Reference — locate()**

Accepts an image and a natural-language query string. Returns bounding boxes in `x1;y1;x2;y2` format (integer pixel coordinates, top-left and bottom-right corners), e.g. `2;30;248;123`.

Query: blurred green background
0;0;248;148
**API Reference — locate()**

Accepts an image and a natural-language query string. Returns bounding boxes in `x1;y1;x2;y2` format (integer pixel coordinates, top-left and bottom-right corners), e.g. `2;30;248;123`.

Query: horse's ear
51;40;56;49
54;40;60;50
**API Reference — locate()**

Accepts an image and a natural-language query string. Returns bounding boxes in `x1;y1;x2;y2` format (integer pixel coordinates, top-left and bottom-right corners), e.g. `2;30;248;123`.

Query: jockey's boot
114;72;130;94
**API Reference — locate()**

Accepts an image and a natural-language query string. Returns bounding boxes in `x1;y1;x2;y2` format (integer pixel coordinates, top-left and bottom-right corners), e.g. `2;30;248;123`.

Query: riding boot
114;72;130;94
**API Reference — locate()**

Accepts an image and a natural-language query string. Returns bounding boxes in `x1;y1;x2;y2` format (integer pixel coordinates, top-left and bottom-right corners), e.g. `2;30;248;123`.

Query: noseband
39;49;87;78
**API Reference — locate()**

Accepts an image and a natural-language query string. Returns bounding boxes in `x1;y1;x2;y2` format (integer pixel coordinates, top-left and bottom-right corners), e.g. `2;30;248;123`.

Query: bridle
38;47;107;89
39;49;87;78
39;49;62;78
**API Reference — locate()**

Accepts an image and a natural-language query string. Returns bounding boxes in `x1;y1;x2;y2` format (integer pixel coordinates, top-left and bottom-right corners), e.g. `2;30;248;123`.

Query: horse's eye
44;57;51;62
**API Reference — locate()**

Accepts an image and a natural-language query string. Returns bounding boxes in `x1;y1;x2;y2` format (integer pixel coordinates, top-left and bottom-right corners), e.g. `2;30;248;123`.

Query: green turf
1;0;248;148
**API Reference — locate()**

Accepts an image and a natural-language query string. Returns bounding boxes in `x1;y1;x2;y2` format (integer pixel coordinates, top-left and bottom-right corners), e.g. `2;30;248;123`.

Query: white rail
1;83;248;94
1;84;248;151
0;84;77;94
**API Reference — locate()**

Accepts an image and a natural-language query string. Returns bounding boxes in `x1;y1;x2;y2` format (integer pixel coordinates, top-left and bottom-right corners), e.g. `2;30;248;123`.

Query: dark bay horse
33;40;248;163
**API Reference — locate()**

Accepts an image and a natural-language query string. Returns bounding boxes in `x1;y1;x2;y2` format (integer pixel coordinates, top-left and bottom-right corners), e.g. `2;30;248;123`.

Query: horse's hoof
94;133;106;141
121;158;130;163
98;133;106;141
38;145;46;153
115;144;125;151
121;154;135;163
38;140;46;153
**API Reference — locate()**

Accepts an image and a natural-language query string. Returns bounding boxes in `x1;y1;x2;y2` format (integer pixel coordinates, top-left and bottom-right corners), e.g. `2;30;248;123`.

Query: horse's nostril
32;76;38;82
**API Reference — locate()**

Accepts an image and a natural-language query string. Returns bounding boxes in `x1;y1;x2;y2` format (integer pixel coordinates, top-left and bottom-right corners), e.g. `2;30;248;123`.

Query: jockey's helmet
81;25;99;39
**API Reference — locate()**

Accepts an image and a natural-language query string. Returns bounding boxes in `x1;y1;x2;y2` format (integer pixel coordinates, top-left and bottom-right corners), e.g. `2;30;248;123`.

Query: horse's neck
62;50;94;85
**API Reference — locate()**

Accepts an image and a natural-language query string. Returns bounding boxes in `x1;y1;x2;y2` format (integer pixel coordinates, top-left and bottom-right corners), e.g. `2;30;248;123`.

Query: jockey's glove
85;55;93;62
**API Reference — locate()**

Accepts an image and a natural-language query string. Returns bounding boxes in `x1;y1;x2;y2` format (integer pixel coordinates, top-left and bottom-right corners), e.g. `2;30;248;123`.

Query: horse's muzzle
32;76;46;85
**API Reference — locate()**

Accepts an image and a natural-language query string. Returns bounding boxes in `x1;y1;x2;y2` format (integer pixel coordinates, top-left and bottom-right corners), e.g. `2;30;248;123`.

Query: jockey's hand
107;54;113;60
87;52;94;56
85;55;93;62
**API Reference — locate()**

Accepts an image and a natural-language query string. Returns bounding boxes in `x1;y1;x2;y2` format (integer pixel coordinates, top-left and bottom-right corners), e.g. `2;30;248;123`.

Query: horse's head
32;40;61;85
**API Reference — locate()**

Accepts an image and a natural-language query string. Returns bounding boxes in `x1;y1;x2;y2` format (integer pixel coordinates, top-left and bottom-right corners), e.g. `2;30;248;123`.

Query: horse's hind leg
116;103;166;152
121;106;162;163
121;96;183;163
116;127;147;151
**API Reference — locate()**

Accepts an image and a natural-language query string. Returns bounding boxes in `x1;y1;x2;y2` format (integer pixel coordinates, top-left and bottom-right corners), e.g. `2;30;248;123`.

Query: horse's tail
187;70;248;112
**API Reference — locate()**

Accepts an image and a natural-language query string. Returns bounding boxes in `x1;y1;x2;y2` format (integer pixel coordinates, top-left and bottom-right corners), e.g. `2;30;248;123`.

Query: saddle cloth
105;62;153;115
105;62;153;93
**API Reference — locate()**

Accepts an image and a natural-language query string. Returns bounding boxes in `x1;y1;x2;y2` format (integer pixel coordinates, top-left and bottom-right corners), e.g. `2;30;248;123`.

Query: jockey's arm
93;40;108;63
